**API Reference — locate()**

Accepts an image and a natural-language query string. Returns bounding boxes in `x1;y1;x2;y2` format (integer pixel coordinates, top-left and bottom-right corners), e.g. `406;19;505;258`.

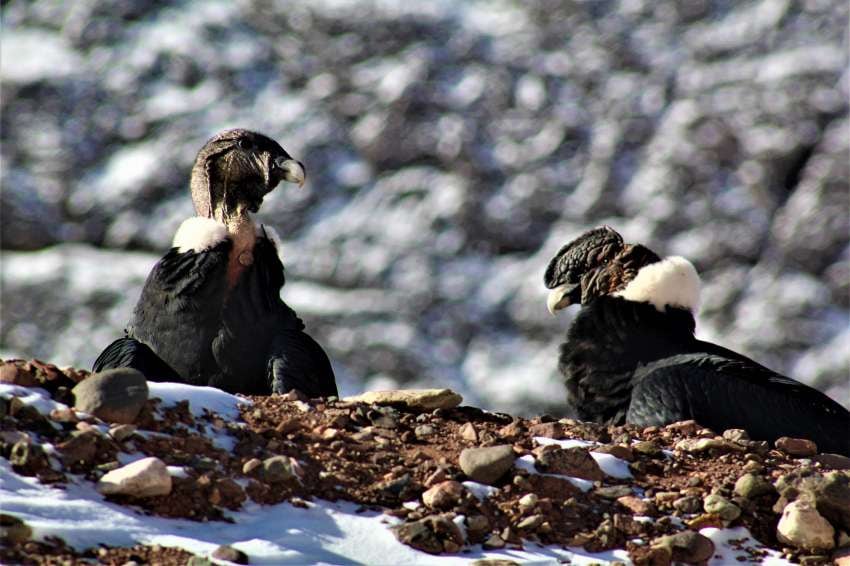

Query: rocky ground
2;358;849;565
2;0;848;416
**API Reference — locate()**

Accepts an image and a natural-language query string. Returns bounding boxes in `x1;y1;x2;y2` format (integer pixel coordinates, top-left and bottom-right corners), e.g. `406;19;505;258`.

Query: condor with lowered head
94;129;337;398
545;226;849;455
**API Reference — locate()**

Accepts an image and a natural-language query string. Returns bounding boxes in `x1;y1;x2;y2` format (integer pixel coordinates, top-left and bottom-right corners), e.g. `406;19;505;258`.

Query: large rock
97;456;172;498
776;499;836;551
72;368;148;424
459;445;516;485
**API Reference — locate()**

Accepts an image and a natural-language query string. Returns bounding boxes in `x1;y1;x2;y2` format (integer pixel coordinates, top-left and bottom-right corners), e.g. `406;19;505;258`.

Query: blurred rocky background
1;0;847;415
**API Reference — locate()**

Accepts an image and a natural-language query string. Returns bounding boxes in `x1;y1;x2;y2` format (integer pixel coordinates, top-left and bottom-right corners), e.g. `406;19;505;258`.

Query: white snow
462;481;499;501
701;526;794;565
0;384;64;416
0;30;84;83
514;455;594;492
147;382;249;420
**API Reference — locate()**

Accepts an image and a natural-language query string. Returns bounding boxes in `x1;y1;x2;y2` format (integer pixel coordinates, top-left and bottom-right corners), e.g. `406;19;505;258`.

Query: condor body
94;129;337;398
545;226;850;455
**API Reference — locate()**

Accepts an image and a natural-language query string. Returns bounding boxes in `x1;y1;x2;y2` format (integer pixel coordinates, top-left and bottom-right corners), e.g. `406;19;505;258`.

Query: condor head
543;226;702;314
190;128;306;221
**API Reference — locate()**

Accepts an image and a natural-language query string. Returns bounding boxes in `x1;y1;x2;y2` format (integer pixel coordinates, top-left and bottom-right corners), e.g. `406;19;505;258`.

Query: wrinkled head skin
544;226;661;314
190;128;306;220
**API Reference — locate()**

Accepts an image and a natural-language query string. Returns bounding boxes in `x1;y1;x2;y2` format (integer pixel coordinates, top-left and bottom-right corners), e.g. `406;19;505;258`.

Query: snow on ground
0;383;794;565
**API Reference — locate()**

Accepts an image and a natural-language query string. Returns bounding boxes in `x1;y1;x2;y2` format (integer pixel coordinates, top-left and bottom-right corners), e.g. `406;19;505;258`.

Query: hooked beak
276;158;306;188
547;283;580;315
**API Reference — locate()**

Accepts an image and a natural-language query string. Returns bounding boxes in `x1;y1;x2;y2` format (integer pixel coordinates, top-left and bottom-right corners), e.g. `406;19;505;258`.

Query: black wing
126;242;231;383
627;353;850;455
268;329;338;398
92;337;180;381
211;235;338;397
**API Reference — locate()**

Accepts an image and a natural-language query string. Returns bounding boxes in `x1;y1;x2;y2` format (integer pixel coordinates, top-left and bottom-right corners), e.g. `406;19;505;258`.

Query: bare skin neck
215;208;257;289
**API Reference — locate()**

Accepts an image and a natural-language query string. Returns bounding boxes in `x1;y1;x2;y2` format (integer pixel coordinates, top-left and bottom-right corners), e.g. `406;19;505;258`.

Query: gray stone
108;424;137;442
703;493;741;522
97;456;171;497
675;438;745;454
595;485;633;499
673;496;703;514
72;369;148;424
777;499;836;551
391;514;464;554
516;514;544;530
421;480;464;509
774;471;850;531
776;437;818;457
653;530;715;564
734;473;775;499
459;422;478;442
459;445;516;485
415;424;435;438
534;445;604;481
0;514;31;544
262;456;295;484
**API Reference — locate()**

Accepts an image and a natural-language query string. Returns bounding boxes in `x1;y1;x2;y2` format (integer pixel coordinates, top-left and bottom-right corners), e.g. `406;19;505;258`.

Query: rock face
72;369;148;424
1;1;848;417
97;457;172;498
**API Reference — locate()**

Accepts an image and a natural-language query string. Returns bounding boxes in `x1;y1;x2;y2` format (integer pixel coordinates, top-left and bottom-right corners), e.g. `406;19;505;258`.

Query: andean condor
94;129;338;398
544;226;850;455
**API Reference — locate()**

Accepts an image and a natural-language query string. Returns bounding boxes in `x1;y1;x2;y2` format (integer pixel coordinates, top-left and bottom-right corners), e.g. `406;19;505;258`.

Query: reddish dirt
1;359;847;565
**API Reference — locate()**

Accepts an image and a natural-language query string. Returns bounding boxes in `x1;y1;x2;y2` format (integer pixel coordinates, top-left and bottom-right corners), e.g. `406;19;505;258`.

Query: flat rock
343;389;462;411
533;445;604;481
72;368;148;424
777;499;835;551
459;445;516;485
97;456;171;498
675;438;745;454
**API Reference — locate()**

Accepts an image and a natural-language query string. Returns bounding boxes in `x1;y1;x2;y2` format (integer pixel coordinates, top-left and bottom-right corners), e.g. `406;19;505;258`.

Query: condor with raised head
94;129;337;398
545;226;849;455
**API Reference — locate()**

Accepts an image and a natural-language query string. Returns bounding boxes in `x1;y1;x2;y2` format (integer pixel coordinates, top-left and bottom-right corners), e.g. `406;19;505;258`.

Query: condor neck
220;213;257;288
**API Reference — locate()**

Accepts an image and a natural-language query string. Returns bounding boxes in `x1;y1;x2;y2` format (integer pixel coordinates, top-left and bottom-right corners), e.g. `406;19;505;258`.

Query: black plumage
545;226;850;455
94;129;337;398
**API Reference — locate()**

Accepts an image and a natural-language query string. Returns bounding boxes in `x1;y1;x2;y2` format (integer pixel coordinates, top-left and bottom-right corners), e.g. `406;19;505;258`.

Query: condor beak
276;158;306;188
547;283;579;315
